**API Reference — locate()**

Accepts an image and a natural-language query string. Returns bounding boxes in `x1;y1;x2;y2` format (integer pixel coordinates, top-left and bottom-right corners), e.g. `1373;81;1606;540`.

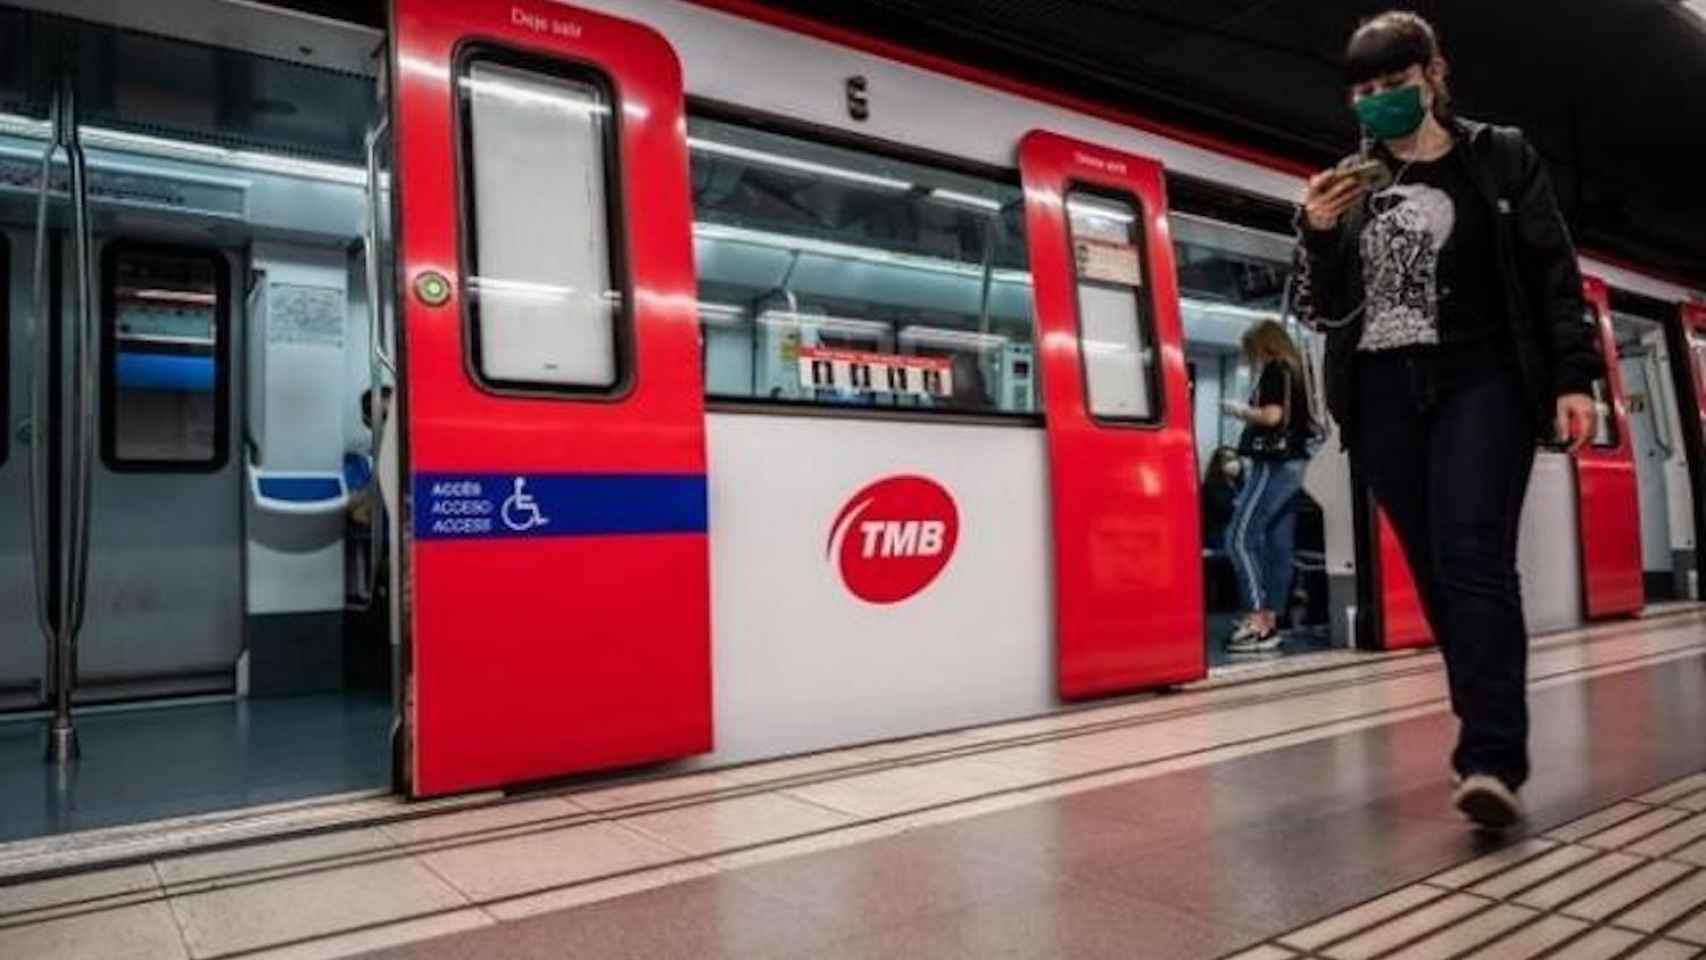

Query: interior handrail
359;117;392;611
64;75;96;645
364;117;395;383
26;95;60;655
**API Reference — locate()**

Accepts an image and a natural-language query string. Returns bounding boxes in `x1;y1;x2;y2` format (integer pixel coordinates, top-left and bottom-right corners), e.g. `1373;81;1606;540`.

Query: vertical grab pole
48;70;94;765
366;119;395;385
65;73;96;639
27;91;61;721
362;116;392;608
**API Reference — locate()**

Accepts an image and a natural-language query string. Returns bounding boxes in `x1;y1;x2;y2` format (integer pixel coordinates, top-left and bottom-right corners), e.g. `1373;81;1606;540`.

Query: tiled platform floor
1235;773;1706;959
1;612;1704;959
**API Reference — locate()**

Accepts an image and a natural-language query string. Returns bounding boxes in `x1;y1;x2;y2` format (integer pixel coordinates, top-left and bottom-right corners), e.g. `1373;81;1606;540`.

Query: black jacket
1299;117;1605;447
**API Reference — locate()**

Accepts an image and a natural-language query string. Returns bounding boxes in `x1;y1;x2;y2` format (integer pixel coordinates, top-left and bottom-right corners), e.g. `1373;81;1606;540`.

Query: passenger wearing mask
1298;12;1602;828
1221;321;1314;655
1200;446;1243;552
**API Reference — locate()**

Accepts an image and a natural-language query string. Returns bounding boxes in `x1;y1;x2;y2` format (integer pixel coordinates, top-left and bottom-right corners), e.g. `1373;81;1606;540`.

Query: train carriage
0;0;1700;837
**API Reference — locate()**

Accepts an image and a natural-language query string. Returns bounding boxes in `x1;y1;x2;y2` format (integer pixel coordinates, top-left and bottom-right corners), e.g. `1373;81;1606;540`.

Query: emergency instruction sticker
1074;238;1143;287
797;347;953;398
268;283;346;347
414;472;707;540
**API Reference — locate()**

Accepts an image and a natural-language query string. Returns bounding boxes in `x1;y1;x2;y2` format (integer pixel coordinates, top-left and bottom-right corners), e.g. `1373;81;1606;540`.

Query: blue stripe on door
413;472;708;540
115;353;216;392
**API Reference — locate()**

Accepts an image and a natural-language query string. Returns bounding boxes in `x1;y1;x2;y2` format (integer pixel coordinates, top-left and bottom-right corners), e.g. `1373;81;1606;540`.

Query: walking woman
1299;12;1602;828
1222;321;1313;655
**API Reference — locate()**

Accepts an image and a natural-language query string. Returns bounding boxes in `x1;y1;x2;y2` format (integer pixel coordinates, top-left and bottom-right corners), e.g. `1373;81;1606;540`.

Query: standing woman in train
1298;11;1603;828
1222;321;1314;655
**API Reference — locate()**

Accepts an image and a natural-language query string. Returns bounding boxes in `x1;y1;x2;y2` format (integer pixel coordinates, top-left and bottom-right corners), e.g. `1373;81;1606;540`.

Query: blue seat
255;474;343;503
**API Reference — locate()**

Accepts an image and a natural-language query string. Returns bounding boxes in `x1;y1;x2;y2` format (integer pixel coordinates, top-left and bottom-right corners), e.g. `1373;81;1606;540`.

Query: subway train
0;0;1702;831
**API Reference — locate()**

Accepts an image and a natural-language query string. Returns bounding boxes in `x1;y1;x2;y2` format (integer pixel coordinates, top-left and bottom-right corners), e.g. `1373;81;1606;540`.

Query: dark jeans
1354;351;1538;789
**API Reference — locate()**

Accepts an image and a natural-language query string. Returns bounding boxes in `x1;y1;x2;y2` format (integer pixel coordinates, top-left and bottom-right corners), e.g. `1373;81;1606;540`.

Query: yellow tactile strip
1230;774;1706;960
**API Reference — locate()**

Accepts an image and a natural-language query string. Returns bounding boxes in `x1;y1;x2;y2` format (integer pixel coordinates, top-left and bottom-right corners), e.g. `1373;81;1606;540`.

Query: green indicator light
415;272;452;306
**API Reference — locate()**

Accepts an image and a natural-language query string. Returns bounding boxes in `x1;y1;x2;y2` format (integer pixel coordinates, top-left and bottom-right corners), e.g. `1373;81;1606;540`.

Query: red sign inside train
827;476;960;604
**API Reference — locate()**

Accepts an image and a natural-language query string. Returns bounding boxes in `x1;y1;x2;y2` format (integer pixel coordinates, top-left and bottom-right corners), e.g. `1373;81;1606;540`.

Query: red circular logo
827;476;960;604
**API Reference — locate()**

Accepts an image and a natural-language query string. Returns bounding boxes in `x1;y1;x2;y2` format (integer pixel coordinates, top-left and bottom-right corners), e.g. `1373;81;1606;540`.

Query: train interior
1171;212;1337;664
0;6;397;842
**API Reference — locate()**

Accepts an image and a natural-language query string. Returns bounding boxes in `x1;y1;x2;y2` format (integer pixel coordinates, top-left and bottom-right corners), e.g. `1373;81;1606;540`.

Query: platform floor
1;612;1704;959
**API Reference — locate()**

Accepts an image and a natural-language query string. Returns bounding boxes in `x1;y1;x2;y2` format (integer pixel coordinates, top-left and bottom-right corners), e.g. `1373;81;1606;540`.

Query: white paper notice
1074;238;1142;287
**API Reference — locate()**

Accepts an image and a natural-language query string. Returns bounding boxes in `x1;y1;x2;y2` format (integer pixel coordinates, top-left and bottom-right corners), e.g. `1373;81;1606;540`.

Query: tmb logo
827;475;959;604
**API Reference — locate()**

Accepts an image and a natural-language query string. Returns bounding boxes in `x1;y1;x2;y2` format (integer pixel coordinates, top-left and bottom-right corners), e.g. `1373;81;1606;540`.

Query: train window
102;244;229;470
1066;189;1158;422
687;116;1037;415
459;56;622;392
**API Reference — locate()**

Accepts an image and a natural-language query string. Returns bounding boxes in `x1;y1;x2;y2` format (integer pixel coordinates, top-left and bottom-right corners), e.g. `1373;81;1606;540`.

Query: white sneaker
1453;774;1523;831
1228;617;1263;644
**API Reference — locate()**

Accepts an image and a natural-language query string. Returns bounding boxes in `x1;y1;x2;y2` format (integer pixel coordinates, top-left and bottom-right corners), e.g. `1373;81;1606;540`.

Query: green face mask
1354;84;1427;141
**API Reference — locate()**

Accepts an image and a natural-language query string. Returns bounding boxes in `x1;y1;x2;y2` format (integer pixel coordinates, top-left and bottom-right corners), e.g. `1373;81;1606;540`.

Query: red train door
389;0;710;796
1372;510;1433;650
1577;276;1642;618
1018;131;1203;698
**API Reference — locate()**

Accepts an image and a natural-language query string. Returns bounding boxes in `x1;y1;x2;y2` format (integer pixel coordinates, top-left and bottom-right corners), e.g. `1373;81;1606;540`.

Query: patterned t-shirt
1357;150;1503;352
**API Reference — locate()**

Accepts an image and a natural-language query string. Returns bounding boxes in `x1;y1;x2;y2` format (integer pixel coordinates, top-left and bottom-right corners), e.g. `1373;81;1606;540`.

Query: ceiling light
898;326;1010;350
928;188;1002;213
688;138;912;191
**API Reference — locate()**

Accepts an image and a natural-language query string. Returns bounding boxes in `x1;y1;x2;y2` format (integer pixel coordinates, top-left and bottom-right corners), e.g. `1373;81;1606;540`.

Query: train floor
0;692;392;844
1205;613;1337;668
2;612;1705;959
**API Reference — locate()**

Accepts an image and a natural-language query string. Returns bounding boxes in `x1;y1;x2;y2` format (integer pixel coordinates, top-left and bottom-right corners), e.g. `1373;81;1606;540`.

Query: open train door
1018;132;1203;698
1577;276;1642;618
1674;301;1706;598
389;0;710;795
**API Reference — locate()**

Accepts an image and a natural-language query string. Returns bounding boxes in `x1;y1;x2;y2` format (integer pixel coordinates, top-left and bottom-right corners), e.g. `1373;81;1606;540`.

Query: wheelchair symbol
501;477;549;532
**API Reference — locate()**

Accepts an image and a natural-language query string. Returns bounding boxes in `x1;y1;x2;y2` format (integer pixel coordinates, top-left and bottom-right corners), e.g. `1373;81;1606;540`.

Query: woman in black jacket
1299;11;1603;829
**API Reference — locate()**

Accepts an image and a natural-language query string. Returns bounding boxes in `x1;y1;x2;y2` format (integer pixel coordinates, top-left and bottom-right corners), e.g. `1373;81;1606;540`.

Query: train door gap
1171;213;1339;669
0;6;395;843
1613;287;1701;603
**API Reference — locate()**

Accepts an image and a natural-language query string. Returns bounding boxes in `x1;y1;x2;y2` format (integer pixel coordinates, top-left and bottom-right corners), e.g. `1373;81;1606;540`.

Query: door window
103;245;228;469
1066;189;1158;422
1583;305;1618;448
459;55;623;392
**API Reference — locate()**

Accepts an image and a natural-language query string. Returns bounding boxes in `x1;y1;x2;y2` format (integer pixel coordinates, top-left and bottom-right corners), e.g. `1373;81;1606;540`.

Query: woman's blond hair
1242;320;1303;377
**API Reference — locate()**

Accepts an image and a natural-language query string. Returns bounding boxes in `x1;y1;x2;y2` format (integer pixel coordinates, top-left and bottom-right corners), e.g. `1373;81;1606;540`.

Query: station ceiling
749;0;1706;289
242;0;1706;288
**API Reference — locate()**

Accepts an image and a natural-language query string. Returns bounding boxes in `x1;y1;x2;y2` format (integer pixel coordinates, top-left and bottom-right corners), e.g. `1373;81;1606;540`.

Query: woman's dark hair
1343;11;1452;118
